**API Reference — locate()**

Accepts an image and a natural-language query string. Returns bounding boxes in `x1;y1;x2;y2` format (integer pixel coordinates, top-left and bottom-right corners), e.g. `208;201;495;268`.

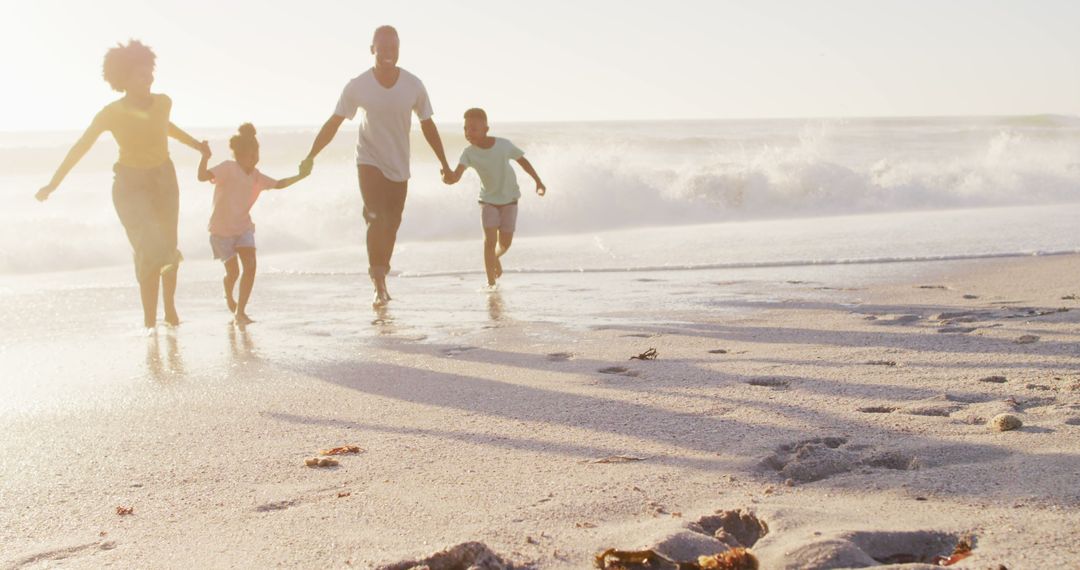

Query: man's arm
36;120;105;201
301;114;346;175
420;118;451;174
168;122;210;155
516;157;546;196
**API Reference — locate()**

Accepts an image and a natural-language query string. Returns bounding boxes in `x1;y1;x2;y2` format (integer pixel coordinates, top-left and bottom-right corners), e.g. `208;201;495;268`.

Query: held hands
198;140;212;159
440;166;455;185
35;184;57;202
299;157;314;177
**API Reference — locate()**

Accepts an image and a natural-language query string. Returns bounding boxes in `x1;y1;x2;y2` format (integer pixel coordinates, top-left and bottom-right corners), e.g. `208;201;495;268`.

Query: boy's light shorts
210;229;256;262
480;202;518;233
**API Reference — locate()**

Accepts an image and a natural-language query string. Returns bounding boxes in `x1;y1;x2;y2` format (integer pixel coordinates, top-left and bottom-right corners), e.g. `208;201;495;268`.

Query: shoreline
2;253;1079;568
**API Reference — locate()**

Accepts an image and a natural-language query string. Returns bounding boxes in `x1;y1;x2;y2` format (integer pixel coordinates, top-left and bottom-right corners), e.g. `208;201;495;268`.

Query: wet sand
2;254;1079;569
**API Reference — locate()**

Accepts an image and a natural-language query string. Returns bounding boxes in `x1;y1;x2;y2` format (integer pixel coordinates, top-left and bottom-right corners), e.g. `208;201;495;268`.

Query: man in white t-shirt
301;25;451;306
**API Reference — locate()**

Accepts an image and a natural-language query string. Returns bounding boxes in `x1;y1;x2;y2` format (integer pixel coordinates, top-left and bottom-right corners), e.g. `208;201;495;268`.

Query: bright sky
2;0;1078;131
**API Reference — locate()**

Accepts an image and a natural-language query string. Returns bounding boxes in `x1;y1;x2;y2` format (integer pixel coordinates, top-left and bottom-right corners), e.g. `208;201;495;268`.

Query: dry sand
2;254;1080;569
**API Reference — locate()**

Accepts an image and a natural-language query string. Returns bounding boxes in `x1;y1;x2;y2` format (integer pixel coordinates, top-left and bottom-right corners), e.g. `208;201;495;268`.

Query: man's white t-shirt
334;68;433;182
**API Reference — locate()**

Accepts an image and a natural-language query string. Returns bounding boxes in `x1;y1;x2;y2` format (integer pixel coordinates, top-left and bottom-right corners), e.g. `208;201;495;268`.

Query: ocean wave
4;118;1080;275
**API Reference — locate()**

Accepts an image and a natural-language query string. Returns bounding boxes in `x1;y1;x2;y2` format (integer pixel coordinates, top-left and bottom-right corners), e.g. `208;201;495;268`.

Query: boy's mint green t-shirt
459;137;525;205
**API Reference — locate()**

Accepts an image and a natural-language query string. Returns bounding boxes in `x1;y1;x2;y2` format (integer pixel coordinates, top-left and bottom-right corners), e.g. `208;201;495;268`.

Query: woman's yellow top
93;94;172;169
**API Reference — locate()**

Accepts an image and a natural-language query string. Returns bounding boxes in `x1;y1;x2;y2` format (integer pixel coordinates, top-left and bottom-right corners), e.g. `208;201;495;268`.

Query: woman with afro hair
36;40;210;332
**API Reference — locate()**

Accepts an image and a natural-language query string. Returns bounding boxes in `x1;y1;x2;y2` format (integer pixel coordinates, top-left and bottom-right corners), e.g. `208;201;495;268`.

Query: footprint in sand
442;346;478;357
686;509;769;549
978;375;1007;383
857;406;897;414
760;530;973;569
599;509;767;569
937;326;977;333
546;352;574;362
375;542;512;570
598;366;640;377
759;437;918;483
745;377;790;389
898;393;987;417
1064;418;1080;426
875;314;921;326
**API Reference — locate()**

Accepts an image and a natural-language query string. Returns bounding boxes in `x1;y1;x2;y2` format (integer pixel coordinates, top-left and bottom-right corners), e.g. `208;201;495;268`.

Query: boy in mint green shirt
443;108;546;287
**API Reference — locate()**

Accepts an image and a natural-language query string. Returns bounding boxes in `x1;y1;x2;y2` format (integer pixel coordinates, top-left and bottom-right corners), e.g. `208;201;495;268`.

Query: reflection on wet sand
228;324;259;365
146;330;185;382
371;304;394;332
487;289;506;322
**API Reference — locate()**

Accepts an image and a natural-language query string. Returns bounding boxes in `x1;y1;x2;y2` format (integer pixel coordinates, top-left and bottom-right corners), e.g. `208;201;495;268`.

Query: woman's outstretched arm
36;119;106;201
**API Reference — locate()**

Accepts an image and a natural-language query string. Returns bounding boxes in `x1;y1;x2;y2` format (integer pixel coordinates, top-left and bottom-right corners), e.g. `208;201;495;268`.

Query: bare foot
372;276;391;306
226;295;237;313
494;258;503;279
372;290;390;307
164;311;181;327
233;312;254;325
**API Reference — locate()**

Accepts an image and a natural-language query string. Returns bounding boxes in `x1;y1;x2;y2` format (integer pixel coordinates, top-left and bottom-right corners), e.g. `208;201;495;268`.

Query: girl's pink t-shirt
207;160;278;236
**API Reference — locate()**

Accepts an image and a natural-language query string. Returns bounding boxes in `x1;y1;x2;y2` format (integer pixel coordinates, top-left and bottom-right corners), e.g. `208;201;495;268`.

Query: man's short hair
373;25;398;43
102;39;156;92
464;108;488;123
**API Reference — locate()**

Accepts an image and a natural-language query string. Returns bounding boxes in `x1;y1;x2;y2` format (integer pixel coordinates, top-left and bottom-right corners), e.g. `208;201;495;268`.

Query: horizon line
2;112;1076;135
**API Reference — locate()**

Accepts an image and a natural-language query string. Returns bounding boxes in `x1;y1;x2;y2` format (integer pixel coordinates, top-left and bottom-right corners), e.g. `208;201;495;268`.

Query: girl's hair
229;123;259;156
102;40;156;92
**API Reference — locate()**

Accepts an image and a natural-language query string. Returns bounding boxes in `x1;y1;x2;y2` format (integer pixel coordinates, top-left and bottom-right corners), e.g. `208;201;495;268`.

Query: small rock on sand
990;413;1023;431
978;375;1007;384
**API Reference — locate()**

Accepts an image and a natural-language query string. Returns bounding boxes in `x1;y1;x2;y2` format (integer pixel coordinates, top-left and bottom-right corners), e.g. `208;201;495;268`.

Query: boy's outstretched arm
420;118;451;176
196;142;213;182
301;114;345;175
36;119;105;201
443;164;466;185
516;157;546;196
168;123;211;155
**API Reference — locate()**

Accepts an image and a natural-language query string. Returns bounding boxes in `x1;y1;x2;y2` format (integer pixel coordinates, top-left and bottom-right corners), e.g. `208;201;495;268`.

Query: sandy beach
2;251;1078;569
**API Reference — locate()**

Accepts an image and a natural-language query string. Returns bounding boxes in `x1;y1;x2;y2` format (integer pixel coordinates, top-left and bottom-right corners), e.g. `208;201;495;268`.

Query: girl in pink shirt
197;124;306;324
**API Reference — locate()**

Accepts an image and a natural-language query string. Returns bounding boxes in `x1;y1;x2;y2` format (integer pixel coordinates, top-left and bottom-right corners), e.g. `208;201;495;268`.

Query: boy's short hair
464;108;488;123
102;40;156;92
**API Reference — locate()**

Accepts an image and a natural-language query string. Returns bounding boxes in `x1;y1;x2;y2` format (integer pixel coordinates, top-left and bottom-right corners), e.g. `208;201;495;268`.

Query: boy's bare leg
138;274;160;329
494;231;513;278
223;257;240;313
483;227;499;286
234;248;257;324
162;267;180;326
